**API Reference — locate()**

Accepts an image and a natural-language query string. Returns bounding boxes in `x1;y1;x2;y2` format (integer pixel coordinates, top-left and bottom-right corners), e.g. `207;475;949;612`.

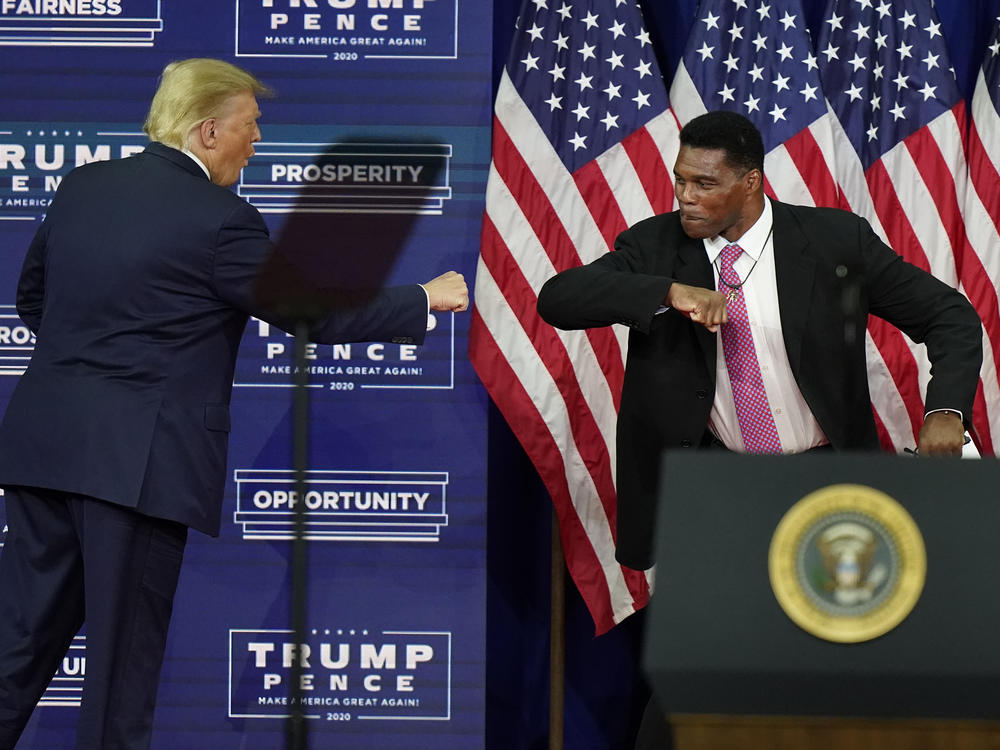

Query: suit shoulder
776;201;866;227
774;201;871;240
619;211;682;242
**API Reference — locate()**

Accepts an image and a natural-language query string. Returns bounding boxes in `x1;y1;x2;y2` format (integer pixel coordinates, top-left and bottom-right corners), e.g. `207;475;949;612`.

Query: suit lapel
771;201;816;374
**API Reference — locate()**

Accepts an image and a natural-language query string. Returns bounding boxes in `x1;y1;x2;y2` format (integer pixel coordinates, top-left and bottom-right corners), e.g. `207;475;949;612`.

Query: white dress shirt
704;198;829;453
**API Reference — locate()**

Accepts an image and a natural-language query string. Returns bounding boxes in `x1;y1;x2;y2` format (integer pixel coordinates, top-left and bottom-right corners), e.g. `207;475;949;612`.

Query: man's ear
745;168;762;192
197;118;217;149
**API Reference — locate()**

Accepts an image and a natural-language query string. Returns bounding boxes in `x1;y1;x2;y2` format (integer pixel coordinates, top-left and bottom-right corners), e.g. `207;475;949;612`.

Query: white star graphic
919;82;937;101
702;11;720;31
601;112;619;131
572;102;590;121
632;90;651;109
718;83;736;103
745;94;761;113
777;42;794;62
769;103;787;122
544;93;562;111
521;53;539;71
845;83;864;101
800;83;818;102
569;132;587;150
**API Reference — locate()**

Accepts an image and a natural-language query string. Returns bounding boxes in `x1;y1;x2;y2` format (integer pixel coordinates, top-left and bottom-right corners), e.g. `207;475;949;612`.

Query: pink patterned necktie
718;243;783;454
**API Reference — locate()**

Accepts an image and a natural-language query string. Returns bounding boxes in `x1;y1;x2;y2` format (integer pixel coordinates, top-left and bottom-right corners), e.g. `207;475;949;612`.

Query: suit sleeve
15;218;48;333
536;226;675;333
211;200;427;345
860;218;982;423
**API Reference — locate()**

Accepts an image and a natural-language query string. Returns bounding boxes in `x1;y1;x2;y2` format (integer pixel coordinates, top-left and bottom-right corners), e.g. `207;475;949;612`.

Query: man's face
673;145;757;240
207;91;261;187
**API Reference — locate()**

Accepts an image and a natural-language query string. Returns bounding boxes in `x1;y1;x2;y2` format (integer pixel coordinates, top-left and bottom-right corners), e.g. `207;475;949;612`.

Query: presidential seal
768;484;926;643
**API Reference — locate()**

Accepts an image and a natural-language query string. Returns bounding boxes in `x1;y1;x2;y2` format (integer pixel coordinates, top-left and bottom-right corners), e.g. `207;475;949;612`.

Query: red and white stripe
960;69;1000;454
471;70;679;633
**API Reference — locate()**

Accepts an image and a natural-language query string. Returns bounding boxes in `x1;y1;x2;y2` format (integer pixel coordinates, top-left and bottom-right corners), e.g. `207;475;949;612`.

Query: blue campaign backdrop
0;2;490;749
1;1;999;748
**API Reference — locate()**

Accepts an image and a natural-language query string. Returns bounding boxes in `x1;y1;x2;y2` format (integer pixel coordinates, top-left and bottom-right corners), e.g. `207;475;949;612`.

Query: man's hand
916;410;966;456
422;271;469;312
666;282;728;333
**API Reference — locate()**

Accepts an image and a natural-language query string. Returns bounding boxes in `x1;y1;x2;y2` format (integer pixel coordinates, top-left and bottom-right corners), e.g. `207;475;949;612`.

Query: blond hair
143;58;272;149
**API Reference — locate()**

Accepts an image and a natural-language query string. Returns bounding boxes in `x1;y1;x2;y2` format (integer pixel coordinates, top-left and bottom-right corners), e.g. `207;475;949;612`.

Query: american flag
964;12;1000;454
670;0;931;452
470;0;678;633
670;0;843;208
816;0;999;454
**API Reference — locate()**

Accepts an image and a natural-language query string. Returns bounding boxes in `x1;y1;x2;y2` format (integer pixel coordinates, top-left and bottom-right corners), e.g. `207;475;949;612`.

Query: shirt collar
182;148;211;180
704;197;774;264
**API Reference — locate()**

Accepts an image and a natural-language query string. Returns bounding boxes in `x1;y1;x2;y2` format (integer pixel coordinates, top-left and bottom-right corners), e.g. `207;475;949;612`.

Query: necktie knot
720;243;743;271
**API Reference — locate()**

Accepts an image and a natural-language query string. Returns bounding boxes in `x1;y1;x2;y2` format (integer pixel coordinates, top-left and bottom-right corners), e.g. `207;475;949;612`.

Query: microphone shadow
253;137;446;322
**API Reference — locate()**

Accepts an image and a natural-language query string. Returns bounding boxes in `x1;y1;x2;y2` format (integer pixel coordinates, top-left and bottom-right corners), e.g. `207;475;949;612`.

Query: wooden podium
643;453;1000;749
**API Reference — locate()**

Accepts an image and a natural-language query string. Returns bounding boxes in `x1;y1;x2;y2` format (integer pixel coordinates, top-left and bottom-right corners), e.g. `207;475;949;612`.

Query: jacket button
695;389;707;399
680;439;692;448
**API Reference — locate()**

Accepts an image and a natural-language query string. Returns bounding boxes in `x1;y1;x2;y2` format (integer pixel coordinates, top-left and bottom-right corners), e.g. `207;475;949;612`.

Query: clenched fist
422;271;469;312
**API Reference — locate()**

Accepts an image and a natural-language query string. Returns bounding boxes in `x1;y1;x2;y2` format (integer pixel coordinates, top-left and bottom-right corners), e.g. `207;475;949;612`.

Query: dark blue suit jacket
0;143;428;535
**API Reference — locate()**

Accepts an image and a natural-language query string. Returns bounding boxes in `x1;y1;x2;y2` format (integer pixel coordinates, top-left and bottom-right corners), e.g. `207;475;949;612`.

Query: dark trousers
0;486;187;750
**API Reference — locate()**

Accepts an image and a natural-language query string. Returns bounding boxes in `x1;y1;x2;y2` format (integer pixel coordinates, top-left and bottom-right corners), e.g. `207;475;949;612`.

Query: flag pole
550;506;565;750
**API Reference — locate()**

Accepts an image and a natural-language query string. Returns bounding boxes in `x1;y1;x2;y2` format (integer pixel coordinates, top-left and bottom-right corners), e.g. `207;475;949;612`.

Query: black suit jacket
0;143;428;536
537;201;982;569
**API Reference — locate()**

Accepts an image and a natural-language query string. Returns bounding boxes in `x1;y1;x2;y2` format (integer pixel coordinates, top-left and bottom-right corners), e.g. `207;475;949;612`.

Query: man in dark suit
537;110;982;746
0;58;468;750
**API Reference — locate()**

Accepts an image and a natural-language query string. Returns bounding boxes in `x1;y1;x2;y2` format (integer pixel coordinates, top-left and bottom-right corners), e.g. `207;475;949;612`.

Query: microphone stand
287;319;311;750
